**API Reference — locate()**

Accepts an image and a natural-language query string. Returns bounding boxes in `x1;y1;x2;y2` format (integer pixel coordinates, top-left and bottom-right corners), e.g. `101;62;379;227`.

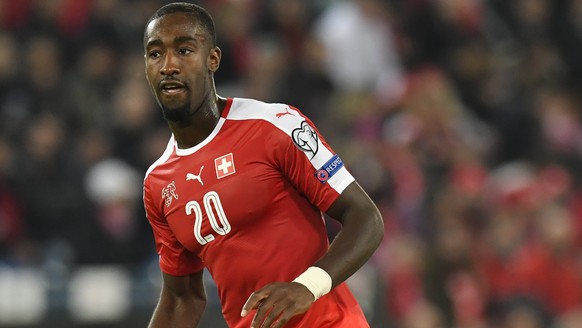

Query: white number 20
185;191;231;245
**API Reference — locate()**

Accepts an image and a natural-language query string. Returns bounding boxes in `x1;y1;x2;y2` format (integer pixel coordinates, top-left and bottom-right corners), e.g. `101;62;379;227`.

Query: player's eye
178;48;192;55
149;50;161;59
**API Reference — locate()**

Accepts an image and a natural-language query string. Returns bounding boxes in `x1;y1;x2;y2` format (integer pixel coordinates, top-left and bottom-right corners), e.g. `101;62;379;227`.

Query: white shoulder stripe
227;98;354;193
144;135;175;180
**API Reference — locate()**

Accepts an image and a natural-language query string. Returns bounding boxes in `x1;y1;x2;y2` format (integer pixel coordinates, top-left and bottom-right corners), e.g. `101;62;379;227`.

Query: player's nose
160;52;180;76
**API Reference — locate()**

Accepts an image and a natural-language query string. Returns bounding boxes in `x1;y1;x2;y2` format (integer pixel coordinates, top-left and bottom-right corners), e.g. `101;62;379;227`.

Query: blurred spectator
64;41;119;131
13;113;89;266
84;158;151;264
208;0;256;86
0;33;21;136
110;77;160;171
0;135;24;263
314;0;406;106
275;35;335;130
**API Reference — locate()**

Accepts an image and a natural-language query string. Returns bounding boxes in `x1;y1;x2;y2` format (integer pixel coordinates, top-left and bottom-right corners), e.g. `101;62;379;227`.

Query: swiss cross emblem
215;153;236;179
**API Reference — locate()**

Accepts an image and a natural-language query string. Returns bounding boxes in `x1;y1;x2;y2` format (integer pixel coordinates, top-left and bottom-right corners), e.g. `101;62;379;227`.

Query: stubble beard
161;102;191;123
159;81;211;123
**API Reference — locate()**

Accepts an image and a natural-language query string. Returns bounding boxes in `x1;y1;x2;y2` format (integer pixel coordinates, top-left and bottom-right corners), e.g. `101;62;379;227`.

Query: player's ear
208;46;221;73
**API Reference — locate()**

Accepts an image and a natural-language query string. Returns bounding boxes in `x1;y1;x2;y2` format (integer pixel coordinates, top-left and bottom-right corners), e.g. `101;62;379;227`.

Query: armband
292;266;332;301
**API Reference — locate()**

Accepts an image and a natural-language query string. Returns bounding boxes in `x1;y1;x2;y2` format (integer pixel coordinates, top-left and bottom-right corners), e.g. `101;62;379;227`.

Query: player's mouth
160;80;187;95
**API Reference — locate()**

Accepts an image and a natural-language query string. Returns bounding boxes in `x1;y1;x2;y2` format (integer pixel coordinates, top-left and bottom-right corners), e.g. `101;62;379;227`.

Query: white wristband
292;266;332;301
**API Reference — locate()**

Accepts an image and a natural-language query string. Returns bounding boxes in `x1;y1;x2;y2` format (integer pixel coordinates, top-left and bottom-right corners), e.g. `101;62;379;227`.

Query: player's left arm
314;180;384;286
242;181;383;328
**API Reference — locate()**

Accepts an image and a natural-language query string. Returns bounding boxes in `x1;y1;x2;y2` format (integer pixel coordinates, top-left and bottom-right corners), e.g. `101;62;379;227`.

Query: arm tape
292;266;332;301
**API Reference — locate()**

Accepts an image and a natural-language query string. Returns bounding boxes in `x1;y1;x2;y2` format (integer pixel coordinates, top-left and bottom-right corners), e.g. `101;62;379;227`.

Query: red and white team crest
162;181;179;207
215;153;236;179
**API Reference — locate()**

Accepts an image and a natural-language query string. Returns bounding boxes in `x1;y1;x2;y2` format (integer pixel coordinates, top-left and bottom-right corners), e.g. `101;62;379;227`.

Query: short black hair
144;2;217;46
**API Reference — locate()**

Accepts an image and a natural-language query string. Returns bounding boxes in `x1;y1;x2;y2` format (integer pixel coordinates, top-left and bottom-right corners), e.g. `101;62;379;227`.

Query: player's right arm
148;270;207;328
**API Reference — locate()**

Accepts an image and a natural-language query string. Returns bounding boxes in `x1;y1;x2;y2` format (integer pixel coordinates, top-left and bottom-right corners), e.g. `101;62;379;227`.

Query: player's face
144;13;220;122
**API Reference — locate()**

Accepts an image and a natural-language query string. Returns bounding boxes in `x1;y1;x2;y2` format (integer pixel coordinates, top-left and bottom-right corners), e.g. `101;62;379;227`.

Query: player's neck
169;94;227;149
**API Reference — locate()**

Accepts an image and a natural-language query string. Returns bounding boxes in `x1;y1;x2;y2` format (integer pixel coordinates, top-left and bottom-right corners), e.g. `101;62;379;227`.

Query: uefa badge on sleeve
316;169;329;182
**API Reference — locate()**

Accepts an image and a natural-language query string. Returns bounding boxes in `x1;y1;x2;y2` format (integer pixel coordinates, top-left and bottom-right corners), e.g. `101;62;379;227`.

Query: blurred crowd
2;0;582;327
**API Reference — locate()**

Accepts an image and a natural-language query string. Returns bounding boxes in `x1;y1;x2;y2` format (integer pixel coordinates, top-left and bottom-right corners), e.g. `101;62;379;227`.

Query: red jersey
143;98;369;327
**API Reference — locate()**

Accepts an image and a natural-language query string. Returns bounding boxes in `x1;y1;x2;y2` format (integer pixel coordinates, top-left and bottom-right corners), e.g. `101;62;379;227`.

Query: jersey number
185;191;231;245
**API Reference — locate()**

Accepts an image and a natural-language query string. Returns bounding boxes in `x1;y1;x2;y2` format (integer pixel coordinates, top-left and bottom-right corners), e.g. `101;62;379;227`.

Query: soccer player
142;2;384;328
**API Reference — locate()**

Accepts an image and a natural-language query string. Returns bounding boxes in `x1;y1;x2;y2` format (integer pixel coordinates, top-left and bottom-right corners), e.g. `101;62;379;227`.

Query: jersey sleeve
272;106;355;212
143;178;204;276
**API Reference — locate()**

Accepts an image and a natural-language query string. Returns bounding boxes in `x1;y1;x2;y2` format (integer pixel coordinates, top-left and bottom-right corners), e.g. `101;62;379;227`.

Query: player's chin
161;103;190;122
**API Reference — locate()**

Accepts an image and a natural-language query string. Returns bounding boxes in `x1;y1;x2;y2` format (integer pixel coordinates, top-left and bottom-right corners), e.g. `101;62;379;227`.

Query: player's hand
241;282;315;328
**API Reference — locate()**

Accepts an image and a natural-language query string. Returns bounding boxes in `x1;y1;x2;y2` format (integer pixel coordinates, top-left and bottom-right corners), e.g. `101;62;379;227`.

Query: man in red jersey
142;2;384;327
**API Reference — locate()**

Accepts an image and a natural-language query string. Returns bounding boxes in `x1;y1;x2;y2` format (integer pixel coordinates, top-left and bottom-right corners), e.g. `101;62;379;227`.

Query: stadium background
2;0;582;327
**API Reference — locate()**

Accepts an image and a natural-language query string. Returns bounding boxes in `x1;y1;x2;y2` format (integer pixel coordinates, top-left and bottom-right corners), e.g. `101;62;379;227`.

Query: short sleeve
272;106;355;211
143;179;204;276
